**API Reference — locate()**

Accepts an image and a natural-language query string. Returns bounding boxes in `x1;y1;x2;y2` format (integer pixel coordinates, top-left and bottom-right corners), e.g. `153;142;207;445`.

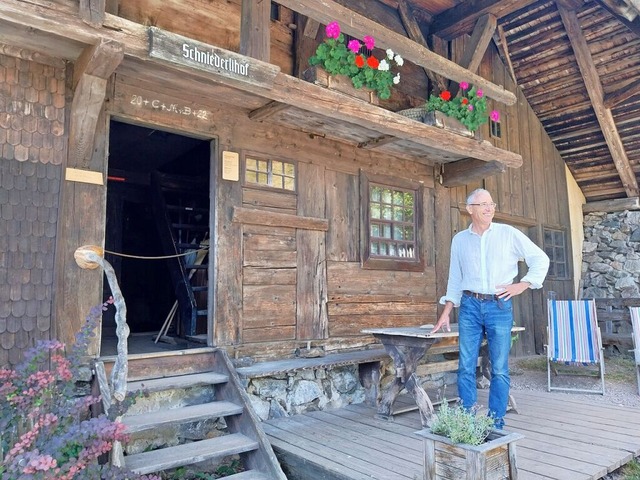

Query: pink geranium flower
460;81;469;90
325;21;340;39
363;35;375;50
490;110;500;122
347;39;361;53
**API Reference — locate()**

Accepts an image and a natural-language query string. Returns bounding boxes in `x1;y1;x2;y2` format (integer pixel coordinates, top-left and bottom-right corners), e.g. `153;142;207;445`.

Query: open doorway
102;120;212;356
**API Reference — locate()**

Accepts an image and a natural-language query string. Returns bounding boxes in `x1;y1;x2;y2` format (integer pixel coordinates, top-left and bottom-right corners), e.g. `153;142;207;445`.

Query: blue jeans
457;293;513;428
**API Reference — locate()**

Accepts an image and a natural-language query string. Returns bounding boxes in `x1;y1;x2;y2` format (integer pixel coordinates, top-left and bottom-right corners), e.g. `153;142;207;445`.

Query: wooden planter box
423;110;478;139
416;428;524;480
302;66;379;105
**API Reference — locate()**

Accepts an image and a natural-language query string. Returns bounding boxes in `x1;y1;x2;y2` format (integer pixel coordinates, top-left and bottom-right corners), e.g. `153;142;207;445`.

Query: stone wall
244;358;457;420
581;211;640;298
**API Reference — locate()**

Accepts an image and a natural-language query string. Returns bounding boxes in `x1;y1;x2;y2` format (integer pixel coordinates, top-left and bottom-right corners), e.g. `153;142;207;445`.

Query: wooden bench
236;348;390;406
594;298;640;353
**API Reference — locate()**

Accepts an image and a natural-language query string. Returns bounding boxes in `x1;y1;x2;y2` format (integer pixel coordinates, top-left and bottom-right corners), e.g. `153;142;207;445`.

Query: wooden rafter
604;77;640;109
440;158;507;186
397;0;448;93
449;13;496;96
428;0;538;40
583;197;640;213
557;4;639;197
492;24;517;82
274;0;517;105
594;0;640;36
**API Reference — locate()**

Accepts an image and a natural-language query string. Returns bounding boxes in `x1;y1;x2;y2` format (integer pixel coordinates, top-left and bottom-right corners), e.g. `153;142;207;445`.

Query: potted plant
306;21;403;101
415;400;524;480
423;82;501;135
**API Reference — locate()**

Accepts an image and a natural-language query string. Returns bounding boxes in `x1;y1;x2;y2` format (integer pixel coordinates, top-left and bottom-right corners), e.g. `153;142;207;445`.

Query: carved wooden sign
148;27;280;90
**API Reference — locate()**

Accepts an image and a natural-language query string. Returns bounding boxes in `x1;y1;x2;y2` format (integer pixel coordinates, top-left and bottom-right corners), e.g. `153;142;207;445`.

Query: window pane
284;177;295;191
272;161;283;174
258;173;268;184
556;263;566;278
366;182;418;263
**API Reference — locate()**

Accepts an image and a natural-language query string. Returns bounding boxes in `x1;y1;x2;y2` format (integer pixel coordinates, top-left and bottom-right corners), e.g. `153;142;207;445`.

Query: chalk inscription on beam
148;27;280;90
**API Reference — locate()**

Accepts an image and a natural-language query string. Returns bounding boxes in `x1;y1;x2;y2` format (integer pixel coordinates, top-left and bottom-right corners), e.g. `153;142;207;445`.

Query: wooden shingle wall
0;49;66;367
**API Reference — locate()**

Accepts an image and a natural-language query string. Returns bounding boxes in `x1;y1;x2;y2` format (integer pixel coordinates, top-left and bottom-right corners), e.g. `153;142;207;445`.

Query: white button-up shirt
439;222;550;307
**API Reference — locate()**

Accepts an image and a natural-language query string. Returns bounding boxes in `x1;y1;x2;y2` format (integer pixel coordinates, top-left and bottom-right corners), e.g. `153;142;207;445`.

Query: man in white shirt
432;188;549;429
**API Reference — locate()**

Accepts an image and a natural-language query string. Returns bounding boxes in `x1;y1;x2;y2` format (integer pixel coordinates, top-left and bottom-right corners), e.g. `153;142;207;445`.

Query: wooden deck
263;389;640;480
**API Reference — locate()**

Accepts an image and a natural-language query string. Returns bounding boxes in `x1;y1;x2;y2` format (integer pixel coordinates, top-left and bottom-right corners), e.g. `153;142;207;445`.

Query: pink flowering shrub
0;299;158;480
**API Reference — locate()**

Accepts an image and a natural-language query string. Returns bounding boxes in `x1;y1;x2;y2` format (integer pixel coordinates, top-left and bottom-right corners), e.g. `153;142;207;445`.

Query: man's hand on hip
496;281;531;300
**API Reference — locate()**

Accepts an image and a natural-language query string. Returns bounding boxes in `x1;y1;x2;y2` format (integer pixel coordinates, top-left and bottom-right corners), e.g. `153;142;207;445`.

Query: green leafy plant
428;399;495;445
425;82;500;132
308;21;403;100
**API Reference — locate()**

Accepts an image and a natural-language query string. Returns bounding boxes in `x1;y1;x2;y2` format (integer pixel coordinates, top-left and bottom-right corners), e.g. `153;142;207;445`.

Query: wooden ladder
99;349;287;479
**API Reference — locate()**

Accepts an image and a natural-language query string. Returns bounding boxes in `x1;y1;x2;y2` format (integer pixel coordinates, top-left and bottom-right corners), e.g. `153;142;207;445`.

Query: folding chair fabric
630;306;640;395
548;300;599;364
547;298;605;395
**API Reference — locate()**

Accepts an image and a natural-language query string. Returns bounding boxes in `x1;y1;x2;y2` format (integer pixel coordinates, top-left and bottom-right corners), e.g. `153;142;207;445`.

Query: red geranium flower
461;98;469;105
367;56;379;69
354;55;365;68
440;90;452;101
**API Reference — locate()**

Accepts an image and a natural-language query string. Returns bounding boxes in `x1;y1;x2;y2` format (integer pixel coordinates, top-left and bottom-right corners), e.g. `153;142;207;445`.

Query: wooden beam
429;0;538;40
80;0;105;28
232;206;329;230
493;24;517;82
594;0;640;37
582;197;640;213
274;0;517;105
449;13;496;96
73;37;124;88
68;40;123;169
302;17;320;38
357;134;399;149
604;77;640;109
240;0;271;62
397;0;447;93
557;5;639;197
440;158;507;187
248;100;291;121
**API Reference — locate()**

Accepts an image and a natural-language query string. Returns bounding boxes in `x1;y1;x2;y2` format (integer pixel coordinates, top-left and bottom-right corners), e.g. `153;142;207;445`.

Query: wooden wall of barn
0;49;66;367
433;37;575;356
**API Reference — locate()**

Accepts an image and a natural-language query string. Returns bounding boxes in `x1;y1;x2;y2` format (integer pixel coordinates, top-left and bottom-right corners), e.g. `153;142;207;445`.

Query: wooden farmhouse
3;0;640;476
2;0;640;365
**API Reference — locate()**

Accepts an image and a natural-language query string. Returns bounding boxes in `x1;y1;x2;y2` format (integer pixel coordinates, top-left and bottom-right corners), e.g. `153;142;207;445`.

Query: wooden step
101;349;218;381
223;471;270;480
122;401;244;433
128;372;228;393
125;433;259;475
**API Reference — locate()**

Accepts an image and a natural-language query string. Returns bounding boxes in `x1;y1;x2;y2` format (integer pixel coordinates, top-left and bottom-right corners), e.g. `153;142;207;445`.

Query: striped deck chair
630;307;640;395
546;298;605;395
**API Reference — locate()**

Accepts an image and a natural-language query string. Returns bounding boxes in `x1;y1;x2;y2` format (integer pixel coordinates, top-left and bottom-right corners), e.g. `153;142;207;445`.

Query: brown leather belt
463;290;499;301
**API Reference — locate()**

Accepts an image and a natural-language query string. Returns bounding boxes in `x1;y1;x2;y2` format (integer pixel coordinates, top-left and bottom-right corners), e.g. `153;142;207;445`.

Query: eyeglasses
468;202;497;208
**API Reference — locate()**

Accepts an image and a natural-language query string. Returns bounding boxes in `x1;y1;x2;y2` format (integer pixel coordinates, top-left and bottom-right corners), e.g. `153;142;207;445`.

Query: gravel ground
509;355;640;479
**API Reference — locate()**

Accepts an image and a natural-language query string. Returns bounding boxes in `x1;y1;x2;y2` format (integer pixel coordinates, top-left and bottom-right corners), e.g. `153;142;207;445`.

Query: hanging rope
73;244;209;263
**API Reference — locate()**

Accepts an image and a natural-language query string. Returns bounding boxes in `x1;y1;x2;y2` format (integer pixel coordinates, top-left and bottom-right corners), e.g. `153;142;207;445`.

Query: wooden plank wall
117;0;294;74
437;38;575;355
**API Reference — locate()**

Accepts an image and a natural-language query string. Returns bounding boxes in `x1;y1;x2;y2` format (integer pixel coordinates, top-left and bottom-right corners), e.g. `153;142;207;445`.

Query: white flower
386;48;395;59
394;54;404;66
378;59;390;71
393;73;401;84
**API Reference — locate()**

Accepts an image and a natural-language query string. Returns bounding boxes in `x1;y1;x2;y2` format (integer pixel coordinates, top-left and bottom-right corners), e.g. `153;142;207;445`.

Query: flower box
423;110;477;138
303;65;379;105
416;428;524;480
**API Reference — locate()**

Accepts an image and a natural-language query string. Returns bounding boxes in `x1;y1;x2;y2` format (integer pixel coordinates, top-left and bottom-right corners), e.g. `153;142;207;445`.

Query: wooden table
361;325;525;427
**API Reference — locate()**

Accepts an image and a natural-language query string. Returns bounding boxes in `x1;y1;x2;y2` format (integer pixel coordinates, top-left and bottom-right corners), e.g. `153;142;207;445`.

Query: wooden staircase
101;348;287;479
